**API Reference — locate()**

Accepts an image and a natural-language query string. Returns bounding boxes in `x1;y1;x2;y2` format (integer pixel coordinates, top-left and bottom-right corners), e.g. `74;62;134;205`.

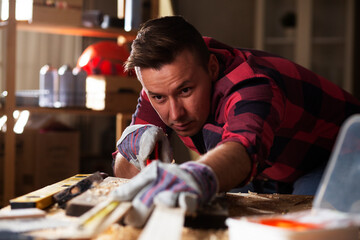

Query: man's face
138;50;219;137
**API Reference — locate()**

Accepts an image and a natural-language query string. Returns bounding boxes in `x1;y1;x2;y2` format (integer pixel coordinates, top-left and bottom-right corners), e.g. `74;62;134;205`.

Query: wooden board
226;192;313;217
138;206;185;240
65;177;129;216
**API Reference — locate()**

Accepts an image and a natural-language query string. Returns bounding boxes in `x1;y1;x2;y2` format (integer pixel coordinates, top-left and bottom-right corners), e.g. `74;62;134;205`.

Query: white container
58;65;75;107
226;210;359;240
72;67;87;107
39;64;58;107
227;114;360;240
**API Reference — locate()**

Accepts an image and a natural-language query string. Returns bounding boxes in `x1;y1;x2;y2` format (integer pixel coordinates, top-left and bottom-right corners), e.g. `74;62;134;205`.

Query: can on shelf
39;64;58;107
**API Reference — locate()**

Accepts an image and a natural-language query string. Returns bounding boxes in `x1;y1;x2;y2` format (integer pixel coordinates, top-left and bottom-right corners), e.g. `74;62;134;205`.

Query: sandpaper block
53;171;105;209
65;177;129;217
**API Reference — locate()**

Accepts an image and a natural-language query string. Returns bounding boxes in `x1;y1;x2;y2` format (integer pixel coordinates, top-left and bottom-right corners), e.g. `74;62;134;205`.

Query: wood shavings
182;228;228;240
95;224;229;240
94;224;141;240
79;178;130;203
226;193;313;217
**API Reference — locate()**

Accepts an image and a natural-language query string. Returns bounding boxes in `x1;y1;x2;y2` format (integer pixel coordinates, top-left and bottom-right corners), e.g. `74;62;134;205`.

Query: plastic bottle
58;64;75;107
72;67;87;107
39;64;58;107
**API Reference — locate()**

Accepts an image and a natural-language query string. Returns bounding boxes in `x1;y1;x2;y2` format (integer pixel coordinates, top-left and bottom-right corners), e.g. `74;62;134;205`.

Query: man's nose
169;98;185;121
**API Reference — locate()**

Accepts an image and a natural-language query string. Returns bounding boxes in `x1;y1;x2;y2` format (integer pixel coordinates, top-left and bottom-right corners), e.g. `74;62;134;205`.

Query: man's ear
208;54;219;80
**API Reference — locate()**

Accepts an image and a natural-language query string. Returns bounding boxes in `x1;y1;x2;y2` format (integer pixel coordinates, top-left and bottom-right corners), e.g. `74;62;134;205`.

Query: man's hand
116;124;173;170
111;161;218;227
113;153;140;178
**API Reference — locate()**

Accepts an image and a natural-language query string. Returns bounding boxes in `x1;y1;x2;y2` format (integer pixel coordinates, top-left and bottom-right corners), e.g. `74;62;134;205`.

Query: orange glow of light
257;218;321;231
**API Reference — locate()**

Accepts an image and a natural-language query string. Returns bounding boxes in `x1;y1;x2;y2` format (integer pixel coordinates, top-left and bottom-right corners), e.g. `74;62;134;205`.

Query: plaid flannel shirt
129;37;360;183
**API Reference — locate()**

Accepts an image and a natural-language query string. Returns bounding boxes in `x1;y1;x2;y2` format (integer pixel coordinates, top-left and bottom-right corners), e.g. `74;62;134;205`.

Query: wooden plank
139;206;185;240
0;208;45;219
226;192;313;217
75;200;131;238
65;177;129;216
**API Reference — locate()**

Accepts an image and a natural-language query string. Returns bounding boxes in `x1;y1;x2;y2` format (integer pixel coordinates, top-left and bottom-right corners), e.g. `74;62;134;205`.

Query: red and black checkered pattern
130;37;360;184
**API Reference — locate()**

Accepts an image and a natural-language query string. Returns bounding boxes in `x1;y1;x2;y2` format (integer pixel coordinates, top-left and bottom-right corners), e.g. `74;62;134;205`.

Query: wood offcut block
86;75;141;112
65;177;129;216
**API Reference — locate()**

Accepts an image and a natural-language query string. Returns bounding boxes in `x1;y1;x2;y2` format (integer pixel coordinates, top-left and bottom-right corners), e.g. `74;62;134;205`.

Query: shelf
16;21;137;41
265;37;345;47
0;21;8;28
14;106;130;116
0;106;133;116
312;37;345;45
265;37;295;45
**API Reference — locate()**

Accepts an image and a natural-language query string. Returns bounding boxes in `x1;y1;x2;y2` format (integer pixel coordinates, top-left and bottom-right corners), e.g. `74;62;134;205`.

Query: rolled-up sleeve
204;77;285;182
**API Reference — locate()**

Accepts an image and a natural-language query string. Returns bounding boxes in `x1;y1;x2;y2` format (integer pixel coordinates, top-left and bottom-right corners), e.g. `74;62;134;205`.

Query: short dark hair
125;16;210;71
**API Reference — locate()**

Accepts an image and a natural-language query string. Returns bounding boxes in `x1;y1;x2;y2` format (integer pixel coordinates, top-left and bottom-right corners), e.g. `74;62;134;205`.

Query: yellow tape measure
10;174;91;209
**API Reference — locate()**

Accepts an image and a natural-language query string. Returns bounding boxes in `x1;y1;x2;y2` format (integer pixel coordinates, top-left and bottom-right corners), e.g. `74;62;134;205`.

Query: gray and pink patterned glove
111;161;219;227
116;124;172;170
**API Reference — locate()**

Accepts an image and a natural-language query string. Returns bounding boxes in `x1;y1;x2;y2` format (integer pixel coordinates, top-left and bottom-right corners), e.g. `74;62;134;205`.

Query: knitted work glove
116;124;172;170
111;161;218;227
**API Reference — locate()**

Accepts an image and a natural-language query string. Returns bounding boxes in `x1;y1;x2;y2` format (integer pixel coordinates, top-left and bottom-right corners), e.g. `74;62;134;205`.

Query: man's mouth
172;121;192;131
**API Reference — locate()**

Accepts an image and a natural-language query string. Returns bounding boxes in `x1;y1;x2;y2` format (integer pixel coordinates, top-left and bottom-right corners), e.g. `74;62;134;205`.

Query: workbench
91;192;313;240
1;177;314;240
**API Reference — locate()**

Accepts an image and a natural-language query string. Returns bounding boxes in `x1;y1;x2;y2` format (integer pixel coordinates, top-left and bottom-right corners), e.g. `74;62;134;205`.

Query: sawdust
95;224;229;240
67;178;130;210
94;224;141;240
226;193;313;217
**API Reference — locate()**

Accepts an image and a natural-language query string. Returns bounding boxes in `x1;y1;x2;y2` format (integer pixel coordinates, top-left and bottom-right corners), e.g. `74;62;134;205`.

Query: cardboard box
86;75;141;112
33;0;83;8
31;5;82;27
14;122;80;196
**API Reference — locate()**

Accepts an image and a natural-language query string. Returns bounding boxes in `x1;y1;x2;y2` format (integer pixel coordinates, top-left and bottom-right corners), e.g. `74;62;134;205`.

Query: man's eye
181;87;192;95
153;95;163;101
182;88;190;93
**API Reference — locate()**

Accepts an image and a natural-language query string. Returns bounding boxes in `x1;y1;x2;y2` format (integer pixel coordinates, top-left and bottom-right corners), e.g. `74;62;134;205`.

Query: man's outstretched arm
198;141;252;192
114;140;252;192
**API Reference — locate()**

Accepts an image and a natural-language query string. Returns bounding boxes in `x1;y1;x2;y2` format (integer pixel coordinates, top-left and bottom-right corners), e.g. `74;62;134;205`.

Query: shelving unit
2;0;17;206
0;2;139;205
17;22;137;41
254;0;354;93
14;106;123;116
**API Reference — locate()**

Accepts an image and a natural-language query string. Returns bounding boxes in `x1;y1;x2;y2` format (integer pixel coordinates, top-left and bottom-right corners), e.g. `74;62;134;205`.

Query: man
111;16;360;226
